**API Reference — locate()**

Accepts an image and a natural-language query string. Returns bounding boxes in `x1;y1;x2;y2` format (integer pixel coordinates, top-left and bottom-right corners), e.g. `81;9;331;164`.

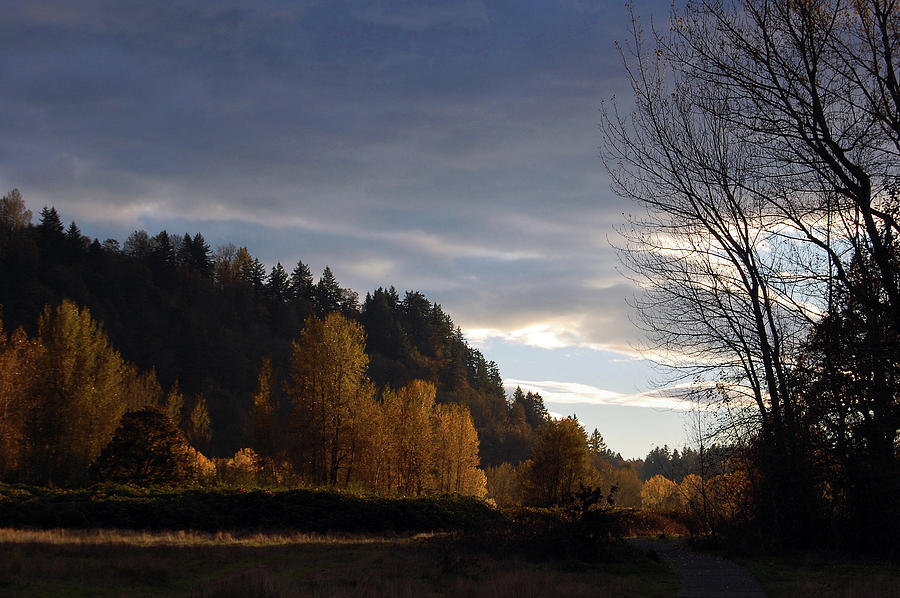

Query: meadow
0;528;677;598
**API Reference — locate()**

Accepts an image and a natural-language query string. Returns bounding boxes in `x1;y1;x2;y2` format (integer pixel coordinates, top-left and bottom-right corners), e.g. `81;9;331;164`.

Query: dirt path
629;537;767;598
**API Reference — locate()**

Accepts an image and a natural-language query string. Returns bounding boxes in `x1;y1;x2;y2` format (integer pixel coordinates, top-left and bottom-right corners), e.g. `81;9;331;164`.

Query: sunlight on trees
519;417;590;506
0;321;41;479
640;475;678;512
30;300;154;486
432;401;486;497
287;312;374;485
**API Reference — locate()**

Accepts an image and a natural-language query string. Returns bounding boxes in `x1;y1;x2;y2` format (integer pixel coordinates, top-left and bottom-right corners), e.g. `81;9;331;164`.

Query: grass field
0;528;678;598
734;550;900;598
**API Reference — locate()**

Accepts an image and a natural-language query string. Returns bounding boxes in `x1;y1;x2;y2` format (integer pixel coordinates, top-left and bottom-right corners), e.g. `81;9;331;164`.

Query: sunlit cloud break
503;378;712;411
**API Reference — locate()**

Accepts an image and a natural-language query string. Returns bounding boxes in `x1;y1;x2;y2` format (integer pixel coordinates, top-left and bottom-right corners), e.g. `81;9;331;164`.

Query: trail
628;537;767;598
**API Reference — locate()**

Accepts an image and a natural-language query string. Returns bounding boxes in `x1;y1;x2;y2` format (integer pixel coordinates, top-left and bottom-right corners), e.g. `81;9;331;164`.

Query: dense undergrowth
0;483;502;533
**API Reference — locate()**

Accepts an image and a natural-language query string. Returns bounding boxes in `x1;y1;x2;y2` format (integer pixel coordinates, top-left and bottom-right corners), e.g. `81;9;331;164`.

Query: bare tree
602;0;900;544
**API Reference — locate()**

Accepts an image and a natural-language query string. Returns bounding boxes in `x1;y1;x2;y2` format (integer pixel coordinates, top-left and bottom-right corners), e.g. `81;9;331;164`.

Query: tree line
0;192;545;471
0;297;486;495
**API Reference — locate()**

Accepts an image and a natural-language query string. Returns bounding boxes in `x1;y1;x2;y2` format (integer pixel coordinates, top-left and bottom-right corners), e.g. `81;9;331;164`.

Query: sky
0;0;695;459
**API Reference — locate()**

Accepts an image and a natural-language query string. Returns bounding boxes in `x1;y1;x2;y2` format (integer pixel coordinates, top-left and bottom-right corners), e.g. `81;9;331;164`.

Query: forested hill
0;196;538;464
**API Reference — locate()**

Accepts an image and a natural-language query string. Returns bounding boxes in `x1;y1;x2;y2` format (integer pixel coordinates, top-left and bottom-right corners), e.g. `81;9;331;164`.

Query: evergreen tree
267;263;289;304
150;230;176;268
588;429;607;456
189;233;213;276
38;206;63;236
315;266;343;316
290;260;315;304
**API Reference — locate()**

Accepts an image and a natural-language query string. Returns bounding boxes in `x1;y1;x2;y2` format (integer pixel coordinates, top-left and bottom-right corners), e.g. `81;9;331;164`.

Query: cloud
503;379;714;411
0;0;674;357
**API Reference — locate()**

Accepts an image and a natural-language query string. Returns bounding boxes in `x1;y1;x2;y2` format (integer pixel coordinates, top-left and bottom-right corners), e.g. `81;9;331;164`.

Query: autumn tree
641;474;678;512
164;381;184;423
519;417;590;506
286;312;373;485
0;188;32;235
382;379;435;495
432;401;485;496
90;408;193;486
249;357;279;480
185;394;212;452
29;300;153;485
0;319;41;480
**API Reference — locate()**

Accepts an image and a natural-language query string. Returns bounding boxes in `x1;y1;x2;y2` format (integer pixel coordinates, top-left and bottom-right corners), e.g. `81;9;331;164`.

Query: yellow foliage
186;446;216;485
287;312;372;486
640;474;678;511
431;401;485;497
217;448;261;487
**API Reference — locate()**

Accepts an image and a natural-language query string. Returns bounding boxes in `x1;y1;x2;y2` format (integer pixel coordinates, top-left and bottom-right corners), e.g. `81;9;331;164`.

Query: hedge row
0;484;503;533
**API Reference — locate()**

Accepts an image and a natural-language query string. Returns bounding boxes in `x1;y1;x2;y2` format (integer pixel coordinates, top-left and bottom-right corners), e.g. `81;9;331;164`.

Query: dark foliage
0;483;502;533
90;408;193;487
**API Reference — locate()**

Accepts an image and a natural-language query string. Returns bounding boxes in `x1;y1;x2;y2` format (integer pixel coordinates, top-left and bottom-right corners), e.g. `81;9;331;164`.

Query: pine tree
267;263;289;304
315;266;343;316
38;206;63;235
588;428;607;456
190;233;213;276
290;260;315;304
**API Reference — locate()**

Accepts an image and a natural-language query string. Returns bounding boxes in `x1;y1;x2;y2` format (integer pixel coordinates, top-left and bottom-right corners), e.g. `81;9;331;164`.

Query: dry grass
0;527;410;547
0;527;676;598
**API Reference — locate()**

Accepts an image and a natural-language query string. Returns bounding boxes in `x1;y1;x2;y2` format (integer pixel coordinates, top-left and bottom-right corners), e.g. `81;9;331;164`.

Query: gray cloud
0;0;672;352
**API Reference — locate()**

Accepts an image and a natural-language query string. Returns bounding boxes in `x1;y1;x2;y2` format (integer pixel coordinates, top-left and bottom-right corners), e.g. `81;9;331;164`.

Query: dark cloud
0;0;672;351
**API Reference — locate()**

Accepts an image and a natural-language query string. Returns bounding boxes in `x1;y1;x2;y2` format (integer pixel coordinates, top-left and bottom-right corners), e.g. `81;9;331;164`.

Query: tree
315;266;343;316
587;429;607;456
123;230;152;259
267;263;289;304
189;233;213;276
0;320;41;480
186;394;212;451
432;400;485;496
164;381;185;423
90;408;193;486
382;380;435;495
29;300;149;485
286;312;373;485
249;357;279;479
0;188;32;234
290;260;315;304
598;0;900;543
641;474;678;512
519;417;590;506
